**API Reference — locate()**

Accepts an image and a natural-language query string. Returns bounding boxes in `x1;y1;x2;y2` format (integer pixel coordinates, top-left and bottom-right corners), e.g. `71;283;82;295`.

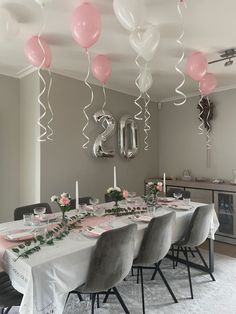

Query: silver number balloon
119;115;138;159
93;110;116;158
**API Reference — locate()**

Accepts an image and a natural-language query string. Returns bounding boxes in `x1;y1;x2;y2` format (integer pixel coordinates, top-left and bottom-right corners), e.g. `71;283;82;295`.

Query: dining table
0;200;219;314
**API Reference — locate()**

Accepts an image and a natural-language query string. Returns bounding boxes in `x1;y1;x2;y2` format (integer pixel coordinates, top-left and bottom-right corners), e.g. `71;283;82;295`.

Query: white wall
20;72;41;206
159;89;236;181
0;75;20;223
40;72;159;207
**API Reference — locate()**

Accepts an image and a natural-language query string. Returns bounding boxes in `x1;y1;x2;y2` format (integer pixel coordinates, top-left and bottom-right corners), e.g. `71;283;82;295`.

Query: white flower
147;182;153;185
107;187;114;193
114;187;121;192
61;192;68;197
51;195;58;202
157;182;163;186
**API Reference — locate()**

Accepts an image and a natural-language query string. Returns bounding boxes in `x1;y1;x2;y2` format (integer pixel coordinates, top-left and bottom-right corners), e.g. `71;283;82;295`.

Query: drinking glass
173;192;182;201
23;213;34;226
89;198;99;212
93;206;105;217
33;207;46;221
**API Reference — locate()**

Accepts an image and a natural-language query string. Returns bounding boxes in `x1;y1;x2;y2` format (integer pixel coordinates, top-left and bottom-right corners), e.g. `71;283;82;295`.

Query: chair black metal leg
151;263;158;280
157;267;178;303
196;247;216;281
137;267;140;284
103;289;111;303
97;293;100;308
182;247;193;299
176;246;180;266
171;245;175;269
113;287;130;314
140;268;145;314
189;247;195;257
131;267;134;276
91;293;96;314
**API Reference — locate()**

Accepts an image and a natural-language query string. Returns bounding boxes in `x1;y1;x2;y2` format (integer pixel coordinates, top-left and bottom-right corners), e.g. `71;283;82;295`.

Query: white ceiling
0;0;236;102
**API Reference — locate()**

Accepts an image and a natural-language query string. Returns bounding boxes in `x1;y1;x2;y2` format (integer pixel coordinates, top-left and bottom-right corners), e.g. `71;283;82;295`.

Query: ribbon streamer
174;0;187;106
134;55;143;120
82;49;94;149
206;97;211;150
198;94;204;135
144;91;151;151
37;7;47;142
46;69;53;141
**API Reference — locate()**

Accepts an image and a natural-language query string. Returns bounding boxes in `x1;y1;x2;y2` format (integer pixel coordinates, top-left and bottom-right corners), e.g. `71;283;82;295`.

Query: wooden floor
201;240;236;258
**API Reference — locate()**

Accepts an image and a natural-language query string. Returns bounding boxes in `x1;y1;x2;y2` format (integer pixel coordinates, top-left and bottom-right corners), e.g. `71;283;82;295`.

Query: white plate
158;197;175;203
40;213;58;222
4;230;34;241
132;215;152;223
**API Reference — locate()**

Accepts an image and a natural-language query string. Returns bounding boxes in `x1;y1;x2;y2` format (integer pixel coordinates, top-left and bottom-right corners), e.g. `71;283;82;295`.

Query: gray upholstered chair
167;188;190;200
14;203;52;221
66;224;137;314
70;196;92;209
174;204;215;299
133;212;177;314
0;271;23;314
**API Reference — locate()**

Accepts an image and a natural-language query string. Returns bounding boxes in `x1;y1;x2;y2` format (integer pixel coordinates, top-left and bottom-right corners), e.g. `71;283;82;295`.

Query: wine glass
89;198;99;213
93;205;105;217
173;192;182;201
33;207;46;221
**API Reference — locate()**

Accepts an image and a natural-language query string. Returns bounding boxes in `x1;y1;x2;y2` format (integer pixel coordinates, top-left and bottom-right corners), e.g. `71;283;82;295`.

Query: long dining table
0;201;219;314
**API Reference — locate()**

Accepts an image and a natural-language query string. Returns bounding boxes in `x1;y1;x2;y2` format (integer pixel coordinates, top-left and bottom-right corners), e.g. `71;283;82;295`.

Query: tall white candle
113;166;117;188
75;181;79;209
163;173;166;195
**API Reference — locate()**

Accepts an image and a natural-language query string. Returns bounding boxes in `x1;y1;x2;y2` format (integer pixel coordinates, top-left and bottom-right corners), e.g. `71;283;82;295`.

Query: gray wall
0;75;19;223
159;89;236;181
40;72;159;207
20;72;41;207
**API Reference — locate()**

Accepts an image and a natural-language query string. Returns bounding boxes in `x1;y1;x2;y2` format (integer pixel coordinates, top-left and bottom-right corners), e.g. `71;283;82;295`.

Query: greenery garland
11;215;79;261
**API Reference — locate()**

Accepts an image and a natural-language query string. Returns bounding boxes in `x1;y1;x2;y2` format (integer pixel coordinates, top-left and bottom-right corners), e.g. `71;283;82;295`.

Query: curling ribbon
206;97;211;150
134;55;143;120
101;83;107;129
174;0;187;106
198;94;204;135
144;91;151;151
46;69;54;141
82;49;94;149
37;7;47;142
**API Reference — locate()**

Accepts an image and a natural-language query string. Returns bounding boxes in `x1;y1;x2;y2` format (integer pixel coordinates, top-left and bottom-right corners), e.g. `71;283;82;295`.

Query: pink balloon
71;2;101;49
186;51;208;81
92;54;112;84
24;36;52;68
199;73;217;95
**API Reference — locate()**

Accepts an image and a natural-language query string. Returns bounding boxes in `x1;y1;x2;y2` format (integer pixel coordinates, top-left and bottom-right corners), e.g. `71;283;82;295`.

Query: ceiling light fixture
208;48;236;67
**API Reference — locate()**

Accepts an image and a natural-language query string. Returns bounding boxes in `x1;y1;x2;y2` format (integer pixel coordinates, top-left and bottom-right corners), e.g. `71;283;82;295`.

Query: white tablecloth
0;202;219;314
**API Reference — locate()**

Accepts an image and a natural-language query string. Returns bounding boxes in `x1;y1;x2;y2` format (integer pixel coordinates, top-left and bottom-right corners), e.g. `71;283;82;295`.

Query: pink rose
123;189;129;198
59;196;70;206
157;182;163;192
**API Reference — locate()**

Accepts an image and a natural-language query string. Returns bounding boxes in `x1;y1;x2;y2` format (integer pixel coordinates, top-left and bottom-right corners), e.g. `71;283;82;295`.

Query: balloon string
206;96;211;150
134;55;143;120
37;7;47;142
46;69;54;141
144;92;151;151
198;93;204;135
174;0;187;106
101;83;107;129
82;49;93;149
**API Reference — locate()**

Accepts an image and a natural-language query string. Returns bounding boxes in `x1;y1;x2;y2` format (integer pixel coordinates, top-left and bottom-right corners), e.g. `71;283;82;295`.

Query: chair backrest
14;203;52;221
182;204;214;247
83;224;137;293
167;188;190;200
70;196;92;209
134;212;175;266
0;271;23;307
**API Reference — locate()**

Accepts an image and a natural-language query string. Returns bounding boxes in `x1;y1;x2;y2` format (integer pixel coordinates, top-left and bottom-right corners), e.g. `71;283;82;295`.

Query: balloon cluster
113;0;160;150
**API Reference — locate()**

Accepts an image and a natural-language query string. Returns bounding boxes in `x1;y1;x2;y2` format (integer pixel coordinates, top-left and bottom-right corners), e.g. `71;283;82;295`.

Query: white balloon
34;0;51;7
129;24;160;61
138;67;153;93
0;8;19;42
113;0;146;32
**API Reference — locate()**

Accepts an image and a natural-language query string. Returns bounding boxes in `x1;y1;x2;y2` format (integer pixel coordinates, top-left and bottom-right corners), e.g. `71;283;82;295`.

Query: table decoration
11;215;79;261
105;186;124;207
51;192;71;222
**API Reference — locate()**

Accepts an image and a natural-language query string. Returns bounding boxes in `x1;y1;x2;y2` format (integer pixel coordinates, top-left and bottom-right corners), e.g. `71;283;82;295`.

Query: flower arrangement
51;192;71;220
145;181;163;196
105;187;125;206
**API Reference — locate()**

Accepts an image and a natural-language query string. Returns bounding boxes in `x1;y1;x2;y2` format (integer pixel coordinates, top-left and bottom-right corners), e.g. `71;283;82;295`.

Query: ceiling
0;0;236;102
